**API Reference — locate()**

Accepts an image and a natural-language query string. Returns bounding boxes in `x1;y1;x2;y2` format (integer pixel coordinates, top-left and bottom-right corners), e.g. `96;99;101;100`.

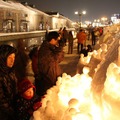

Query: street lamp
75;10;86;28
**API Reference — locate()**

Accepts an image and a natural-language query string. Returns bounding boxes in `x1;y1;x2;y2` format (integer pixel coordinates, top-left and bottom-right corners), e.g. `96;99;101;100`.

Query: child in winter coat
15;78;42;120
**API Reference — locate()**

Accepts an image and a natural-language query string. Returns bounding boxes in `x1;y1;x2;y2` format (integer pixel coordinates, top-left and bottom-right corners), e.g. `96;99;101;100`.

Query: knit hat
18;78;35;94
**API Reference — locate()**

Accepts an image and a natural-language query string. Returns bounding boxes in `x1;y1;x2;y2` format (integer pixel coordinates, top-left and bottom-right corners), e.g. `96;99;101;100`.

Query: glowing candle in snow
33;111;42;120
68;98;79;109
118;46;120;66
117;27;119;31
80;54;85;64
100;44;107;59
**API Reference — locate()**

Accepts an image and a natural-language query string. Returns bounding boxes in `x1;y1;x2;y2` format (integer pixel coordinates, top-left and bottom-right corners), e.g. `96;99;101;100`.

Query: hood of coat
0;44;17;74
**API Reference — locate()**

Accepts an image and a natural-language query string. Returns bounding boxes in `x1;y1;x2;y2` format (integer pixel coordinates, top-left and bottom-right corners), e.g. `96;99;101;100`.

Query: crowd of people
0;25;103;120
0;31;65;120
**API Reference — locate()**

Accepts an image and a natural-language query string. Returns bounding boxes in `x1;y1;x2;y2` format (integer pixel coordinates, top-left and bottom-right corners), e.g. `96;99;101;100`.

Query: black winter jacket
37;41;64;96
0;44;18;120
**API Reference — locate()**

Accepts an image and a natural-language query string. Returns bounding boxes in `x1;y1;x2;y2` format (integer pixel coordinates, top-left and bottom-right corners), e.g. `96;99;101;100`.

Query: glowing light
33;25;120;120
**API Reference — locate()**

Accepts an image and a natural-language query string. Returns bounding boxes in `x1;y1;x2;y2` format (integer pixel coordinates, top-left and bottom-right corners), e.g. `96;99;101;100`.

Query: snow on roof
45;11;72;22
0;0;16;9
7;1;36;14
0;1;36;14
0;1;69;20
26;5;49;16
0;4;10;8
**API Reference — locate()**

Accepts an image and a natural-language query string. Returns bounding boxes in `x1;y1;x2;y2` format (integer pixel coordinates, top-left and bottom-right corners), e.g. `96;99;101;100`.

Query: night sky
18;0;120;22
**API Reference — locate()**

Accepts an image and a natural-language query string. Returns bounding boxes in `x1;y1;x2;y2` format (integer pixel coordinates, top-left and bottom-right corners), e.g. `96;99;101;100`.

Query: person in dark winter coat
37;31;64;97
58;27;65;47
80;44;93;57
15;79;42;120
29;46;39;77
68;31;74;54
0;44;18;120
14;40;29;83
29;46;40;96
91;28;97;46
62;27;68;46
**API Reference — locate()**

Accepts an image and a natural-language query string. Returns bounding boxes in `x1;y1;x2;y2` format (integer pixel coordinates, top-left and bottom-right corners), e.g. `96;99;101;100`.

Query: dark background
18;0;120;22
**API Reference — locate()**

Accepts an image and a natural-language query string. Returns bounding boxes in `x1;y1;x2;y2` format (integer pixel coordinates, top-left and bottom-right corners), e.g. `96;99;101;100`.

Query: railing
0;30;46;42
0;28;75;42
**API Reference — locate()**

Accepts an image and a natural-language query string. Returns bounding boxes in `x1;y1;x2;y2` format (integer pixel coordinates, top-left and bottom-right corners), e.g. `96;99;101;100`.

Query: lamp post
75;10;86;28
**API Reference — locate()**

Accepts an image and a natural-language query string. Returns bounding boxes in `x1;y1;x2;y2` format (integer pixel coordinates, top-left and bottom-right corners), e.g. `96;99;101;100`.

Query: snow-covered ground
32;23;120;120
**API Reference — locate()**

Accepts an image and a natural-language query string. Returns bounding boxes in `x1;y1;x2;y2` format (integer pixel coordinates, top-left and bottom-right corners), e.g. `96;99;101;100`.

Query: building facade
0;0;74;33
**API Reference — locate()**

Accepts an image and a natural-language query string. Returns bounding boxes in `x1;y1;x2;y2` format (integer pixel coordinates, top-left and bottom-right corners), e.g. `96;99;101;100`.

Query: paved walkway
59;39;92;77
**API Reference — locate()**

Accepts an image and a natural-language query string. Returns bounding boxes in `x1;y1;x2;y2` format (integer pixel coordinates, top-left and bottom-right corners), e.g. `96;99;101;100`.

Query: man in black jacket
37;31;64;97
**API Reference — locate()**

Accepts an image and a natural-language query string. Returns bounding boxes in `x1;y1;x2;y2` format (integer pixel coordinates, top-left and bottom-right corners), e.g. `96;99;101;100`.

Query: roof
45;11;63;16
